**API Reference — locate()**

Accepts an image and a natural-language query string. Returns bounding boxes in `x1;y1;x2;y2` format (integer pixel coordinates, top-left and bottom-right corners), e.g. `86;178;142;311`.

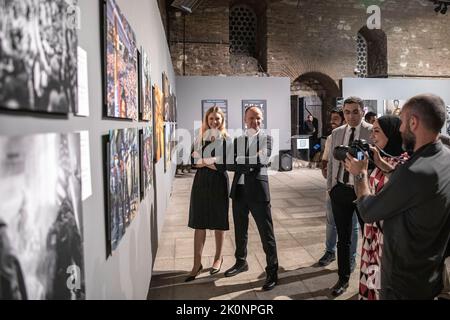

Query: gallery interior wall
176;76;291;151
342;78;450;133
0;0;176;299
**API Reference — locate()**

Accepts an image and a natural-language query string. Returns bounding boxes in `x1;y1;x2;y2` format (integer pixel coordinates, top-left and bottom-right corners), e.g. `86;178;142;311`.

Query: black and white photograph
446;105;450;136
363;100;378;115
0;0;78;114
0;132;85;300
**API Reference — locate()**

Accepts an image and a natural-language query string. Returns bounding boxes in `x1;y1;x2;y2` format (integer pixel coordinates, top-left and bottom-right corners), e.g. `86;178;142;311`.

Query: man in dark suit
224;106;278;291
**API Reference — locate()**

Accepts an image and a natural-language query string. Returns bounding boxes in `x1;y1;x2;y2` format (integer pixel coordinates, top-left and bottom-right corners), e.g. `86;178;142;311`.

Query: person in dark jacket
348;94;450;299
224;106;278;291
186;106;230;282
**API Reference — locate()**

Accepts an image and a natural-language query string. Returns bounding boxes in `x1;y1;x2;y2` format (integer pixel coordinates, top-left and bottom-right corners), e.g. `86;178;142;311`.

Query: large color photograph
140;127;154;200
0;0;78;114
105;0;138;120
164;123;171;173
153;85;164;163
140;50;152;121
0;133;85;300
108;128;140;252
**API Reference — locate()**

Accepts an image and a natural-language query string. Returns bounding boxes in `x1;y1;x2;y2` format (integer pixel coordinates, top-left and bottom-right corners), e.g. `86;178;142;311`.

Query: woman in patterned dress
348;115;407;300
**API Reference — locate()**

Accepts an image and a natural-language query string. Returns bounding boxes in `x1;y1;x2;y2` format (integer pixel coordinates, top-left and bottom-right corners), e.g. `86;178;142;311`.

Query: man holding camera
327;97;373;296
347;94;450;299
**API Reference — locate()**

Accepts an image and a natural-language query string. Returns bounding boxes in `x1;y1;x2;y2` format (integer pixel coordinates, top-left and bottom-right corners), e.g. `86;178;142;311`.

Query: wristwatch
354;172;366;182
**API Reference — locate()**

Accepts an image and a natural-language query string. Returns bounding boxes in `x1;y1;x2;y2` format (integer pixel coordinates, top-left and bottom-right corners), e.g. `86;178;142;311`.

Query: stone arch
292;72;341;136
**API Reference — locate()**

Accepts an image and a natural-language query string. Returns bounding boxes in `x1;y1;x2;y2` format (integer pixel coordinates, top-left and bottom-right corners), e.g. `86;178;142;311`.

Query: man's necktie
343;127;356;184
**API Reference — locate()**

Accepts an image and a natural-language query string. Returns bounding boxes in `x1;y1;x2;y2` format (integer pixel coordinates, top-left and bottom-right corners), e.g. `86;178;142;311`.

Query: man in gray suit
347;94;450;299
327;97;373;296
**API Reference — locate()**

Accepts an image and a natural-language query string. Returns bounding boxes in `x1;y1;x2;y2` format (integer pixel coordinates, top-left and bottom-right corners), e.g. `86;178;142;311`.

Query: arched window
356;33;368;78
357;27;388;77
229;4;257;56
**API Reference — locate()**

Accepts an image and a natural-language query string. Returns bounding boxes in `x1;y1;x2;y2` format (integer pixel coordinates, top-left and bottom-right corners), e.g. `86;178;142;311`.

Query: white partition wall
176;76;292;151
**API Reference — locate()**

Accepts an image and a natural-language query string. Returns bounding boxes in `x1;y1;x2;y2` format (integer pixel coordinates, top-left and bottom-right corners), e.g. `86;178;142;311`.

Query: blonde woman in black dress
185;106;230;282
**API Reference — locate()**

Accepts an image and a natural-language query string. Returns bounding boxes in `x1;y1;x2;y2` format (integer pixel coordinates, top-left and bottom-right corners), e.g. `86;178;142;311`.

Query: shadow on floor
148;264;340;300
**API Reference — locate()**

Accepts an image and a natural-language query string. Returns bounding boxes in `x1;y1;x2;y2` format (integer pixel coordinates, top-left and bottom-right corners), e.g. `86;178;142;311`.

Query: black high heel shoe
210;258;223;275
185;264;203;282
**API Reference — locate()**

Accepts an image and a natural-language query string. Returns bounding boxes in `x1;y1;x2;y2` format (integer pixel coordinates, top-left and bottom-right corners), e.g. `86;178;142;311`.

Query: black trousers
330;183;363;283
233;186;278;274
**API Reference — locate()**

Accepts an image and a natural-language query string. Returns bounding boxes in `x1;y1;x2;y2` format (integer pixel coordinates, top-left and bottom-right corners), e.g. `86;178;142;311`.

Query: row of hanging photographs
0;0;177;300
336;99;407;117
105;122;177;253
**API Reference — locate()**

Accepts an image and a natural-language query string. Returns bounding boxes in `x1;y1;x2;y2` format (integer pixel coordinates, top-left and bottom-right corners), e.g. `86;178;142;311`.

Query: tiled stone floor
148;168;450;300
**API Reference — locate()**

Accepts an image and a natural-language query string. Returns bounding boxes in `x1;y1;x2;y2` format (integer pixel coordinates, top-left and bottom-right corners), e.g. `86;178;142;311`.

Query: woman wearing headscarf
347;115;408;300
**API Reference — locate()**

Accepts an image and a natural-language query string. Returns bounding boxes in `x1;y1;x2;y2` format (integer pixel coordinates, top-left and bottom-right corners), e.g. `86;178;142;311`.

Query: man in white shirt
326;97;373;296
318;109;359;269
225;106;278;291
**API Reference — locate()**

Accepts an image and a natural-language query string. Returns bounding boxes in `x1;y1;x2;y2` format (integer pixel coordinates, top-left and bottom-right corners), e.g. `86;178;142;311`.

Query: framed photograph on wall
0;132;85;299
153;85;164;163
242;100;267;129
103;0;138;121
446;105;450;136
384;99;406;116
0;0;78;114
162;72;170;122
363;100;378;115
140;49;152;122
201;100;228;126
140;127;154;201
107;128;140;252
164;123;171;173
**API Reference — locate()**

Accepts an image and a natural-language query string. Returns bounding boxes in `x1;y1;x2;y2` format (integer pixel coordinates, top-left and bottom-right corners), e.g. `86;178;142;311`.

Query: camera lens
333;146;350;161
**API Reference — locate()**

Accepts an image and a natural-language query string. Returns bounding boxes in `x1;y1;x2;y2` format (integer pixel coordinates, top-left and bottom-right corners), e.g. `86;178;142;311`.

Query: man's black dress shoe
185;264;203;282
224;261;249;277
262;273;278;291
331;280;349;297
318;252;336;267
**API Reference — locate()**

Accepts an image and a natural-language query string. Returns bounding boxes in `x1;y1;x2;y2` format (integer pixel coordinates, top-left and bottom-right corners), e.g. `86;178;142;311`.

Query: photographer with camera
327;97;373;296
347;94;450;300
318;108;359;268
344;115;407;300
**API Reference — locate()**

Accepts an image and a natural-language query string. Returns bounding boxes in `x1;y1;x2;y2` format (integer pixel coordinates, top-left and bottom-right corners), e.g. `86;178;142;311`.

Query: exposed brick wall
157;0;169;41
167;0;450;84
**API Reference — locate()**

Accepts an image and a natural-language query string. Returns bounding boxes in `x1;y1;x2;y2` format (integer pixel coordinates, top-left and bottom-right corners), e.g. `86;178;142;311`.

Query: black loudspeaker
279;150;293;172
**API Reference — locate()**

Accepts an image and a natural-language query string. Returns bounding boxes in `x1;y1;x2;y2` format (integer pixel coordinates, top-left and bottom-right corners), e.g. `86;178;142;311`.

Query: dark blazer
356;142;450;299
229;133;272;202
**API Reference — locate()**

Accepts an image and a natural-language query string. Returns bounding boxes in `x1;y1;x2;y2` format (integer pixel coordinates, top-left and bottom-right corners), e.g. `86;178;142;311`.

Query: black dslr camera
333;139;373;161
